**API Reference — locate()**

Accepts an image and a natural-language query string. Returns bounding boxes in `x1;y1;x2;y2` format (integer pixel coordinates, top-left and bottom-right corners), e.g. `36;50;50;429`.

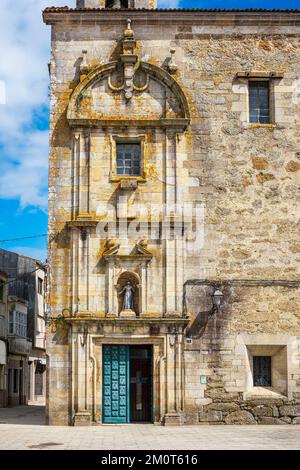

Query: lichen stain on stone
256;172;276;184
242;174;251;188
258;39;274;51
286;161;300;172
252;157;268;170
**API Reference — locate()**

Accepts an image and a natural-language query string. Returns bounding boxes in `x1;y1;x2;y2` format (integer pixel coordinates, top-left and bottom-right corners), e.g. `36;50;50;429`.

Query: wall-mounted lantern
211;288;224;316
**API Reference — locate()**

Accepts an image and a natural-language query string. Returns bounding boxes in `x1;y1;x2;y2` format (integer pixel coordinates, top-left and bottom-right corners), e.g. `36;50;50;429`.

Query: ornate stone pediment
67;19;190;129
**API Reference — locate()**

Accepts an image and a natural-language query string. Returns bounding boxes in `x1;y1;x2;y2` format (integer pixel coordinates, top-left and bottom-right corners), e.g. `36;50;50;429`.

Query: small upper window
249;81;270;124
116;143;141;176
105;0;129;8
38;278;43;295
253;356;271;387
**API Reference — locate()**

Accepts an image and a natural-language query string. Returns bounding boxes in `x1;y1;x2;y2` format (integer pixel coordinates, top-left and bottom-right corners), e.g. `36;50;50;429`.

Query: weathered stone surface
259;417;290;425
252;158;268;170
206;403;239;413
279;406;300;417
199;410;223;422
280;417;292;424
252;406;274;417
205;389;241;403
286;161;300;172
246;399;286;408
225;411;256;425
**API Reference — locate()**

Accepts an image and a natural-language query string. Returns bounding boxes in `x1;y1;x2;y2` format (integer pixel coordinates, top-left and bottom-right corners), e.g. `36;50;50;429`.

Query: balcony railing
8;336;32;355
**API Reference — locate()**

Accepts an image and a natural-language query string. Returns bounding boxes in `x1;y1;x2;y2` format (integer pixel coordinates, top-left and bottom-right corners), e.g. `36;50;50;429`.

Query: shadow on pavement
0;405;45;426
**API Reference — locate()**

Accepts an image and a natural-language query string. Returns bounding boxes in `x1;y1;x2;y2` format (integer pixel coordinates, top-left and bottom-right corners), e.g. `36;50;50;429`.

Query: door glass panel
130;346;152;422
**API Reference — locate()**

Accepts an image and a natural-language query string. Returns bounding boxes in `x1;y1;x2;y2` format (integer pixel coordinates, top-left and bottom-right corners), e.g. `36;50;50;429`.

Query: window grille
116;143;141;176
249;81;270;124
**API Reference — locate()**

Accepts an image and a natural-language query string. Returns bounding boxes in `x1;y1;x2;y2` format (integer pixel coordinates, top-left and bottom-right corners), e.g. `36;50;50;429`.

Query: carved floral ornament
67;19;190;128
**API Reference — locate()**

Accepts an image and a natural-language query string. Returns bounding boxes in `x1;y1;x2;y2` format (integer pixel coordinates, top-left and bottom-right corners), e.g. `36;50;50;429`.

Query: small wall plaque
200;375;207;385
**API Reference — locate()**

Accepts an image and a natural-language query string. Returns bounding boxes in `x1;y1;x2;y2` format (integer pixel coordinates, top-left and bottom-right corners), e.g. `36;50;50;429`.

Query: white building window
9;310;27;338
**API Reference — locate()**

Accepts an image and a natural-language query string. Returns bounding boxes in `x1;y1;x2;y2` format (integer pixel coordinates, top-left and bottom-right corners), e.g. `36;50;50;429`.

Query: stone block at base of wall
73;411;92;426
198;400;300;425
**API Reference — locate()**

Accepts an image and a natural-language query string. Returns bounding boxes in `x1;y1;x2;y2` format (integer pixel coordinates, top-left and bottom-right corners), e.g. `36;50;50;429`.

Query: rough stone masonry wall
178;32;300;424
45;13;300;424
184;283;300;424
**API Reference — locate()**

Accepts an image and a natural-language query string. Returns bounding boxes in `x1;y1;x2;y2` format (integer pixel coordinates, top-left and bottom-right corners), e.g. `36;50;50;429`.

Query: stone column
164;131;175;316
78;227;90;313
72;133;80;219
72;130;91;218
174;134;185;315
79;131;91;216
164;328;184;425
106;261;116;316
28;361;35;401
70;227;79;315
73;324;91;426
140;263;148;315
164;130;181;317
176;331;184;413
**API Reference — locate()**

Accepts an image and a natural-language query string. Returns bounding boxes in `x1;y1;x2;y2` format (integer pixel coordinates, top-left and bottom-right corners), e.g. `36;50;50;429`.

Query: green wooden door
102;345;130;423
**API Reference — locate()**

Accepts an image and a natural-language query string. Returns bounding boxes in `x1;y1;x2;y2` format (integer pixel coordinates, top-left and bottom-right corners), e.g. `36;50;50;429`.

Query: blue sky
0;0;299;262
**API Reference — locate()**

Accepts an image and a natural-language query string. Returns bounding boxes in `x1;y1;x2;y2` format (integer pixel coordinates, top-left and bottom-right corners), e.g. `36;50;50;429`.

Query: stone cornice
103;254;153;262
43;9;300;28
63;316;189;325
69;118;190;130
185;279;300;288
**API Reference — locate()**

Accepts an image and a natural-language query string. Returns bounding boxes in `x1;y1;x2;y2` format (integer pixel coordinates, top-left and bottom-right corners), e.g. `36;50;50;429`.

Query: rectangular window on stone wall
253;356;272;387
116;143;141;176
249;81;270;124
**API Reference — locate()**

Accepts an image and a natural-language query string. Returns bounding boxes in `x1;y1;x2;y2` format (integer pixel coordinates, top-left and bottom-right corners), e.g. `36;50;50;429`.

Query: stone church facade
43;2;300;426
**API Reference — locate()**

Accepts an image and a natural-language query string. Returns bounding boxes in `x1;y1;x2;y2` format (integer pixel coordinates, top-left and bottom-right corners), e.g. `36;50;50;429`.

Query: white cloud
0;0;73;210
0;1;180;211
0;130;49;208
0;80;6;105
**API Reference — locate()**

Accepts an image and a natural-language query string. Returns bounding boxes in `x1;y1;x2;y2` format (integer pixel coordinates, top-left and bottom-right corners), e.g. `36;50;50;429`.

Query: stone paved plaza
0;405;299;450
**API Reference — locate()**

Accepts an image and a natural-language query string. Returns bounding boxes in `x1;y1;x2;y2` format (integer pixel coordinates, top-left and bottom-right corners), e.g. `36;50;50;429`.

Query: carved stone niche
104;251;152;318
116;271;140;318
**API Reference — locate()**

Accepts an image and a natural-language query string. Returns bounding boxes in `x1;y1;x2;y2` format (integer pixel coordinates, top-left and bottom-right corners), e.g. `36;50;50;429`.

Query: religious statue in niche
117;273;139;318
121;281;135;311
